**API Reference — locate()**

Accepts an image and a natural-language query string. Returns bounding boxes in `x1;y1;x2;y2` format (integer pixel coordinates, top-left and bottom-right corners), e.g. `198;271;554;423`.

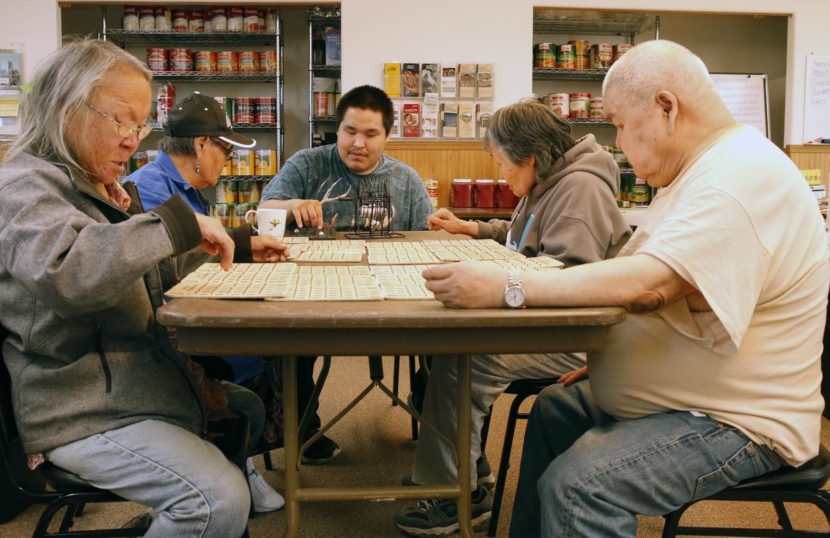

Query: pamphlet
421;63;440;94
422;93;439;138
401;63;420;97
402;102;421;137
458;64;477;99
384;63;401;97
441;66;457;98
441;102;458;138
458;101;476;138
476;64;494;99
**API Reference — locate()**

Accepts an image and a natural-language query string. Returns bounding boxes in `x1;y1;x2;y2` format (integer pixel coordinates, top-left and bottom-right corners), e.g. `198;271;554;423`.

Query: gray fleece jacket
477;134;630;267
0;152;227;453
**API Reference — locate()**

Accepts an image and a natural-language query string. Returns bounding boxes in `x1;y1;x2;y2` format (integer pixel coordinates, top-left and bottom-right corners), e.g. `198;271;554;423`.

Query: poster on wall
803;54;830;143
0;50;22;89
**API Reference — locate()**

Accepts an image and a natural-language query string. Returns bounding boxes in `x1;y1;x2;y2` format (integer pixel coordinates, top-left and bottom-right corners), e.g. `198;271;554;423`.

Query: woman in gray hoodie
396;100;631;536
0;39;286;537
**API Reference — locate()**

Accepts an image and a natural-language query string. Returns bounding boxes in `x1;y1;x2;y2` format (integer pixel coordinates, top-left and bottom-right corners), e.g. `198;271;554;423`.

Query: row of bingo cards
289;240;366;262
484;256;564;271
366;242;441;265
422;239;526;262
166;262;298;298
277;265;383;301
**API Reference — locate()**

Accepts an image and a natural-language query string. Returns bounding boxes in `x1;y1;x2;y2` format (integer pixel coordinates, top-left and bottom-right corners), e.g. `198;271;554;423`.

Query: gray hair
158;136;196;156
7;38;151;173
603;40;715;110
483;100;575;183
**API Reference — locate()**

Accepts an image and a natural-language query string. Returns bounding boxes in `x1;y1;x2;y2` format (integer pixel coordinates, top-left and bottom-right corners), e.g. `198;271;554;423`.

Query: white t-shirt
589;125;829;466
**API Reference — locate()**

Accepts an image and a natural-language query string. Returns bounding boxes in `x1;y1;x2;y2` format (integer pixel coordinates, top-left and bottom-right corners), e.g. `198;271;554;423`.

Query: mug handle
244;209;258;233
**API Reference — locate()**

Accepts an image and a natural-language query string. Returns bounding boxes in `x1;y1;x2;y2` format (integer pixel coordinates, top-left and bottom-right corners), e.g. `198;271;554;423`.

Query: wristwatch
504;270;526;309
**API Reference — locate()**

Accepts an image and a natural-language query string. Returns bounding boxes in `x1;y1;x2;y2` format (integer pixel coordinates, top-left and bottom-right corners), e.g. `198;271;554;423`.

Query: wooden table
157;233;626;537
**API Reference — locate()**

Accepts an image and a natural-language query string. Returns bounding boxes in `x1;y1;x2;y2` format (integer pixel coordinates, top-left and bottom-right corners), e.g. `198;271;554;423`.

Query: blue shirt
126;151;210;215
261;144;433;231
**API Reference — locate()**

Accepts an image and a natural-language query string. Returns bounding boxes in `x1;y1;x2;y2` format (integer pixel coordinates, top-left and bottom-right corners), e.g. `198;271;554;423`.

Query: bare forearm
523;254;696;312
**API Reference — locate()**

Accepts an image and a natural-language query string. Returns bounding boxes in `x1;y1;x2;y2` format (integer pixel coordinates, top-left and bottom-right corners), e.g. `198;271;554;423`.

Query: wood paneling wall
384;140;500;208
785;145;830;189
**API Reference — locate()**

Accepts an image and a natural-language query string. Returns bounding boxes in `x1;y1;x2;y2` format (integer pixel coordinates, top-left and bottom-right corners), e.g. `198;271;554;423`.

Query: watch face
505;286;525;308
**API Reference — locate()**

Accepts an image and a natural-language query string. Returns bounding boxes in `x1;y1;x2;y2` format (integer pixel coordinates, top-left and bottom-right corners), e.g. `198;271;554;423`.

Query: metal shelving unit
103;10;284;169
533;67;608;81
308;8;341;147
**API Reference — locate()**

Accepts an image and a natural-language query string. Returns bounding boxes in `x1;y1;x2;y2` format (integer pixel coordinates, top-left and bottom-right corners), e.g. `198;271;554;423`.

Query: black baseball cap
166;92;256;149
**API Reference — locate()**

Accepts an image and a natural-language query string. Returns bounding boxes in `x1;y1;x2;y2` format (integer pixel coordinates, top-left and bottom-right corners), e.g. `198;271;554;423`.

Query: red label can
146;48;168;72
451;179;474;208
474;179;496;208
569;92;591;119
234;97;255;124
497;179;519;209
172;9;188;32
169;49;192;72
243;7;259;32
313;92;329;117
255;97;276;124
217;51;239;73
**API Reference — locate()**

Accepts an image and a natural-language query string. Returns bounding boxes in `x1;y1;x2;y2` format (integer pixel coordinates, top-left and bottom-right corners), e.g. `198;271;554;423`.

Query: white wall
2;0;829;145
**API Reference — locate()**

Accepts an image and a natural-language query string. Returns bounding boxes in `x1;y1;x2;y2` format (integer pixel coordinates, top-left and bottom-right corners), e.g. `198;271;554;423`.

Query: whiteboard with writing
711;73;769;138
804;55;830;142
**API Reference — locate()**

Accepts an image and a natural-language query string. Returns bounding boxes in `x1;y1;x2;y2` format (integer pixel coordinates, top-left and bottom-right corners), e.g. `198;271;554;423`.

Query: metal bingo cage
346;177;404;239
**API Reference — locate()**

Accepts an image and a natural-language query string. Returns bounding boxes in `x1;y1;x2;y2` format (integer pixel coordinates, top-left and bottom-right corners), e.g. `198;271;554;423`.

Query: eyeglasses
211;138;234;161
85;103;152;140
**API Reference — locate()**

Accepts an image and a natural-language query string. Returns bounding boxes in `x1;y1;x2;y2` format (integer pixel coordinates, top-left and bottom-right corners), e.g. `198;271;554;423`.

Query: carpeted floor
3;355;829;537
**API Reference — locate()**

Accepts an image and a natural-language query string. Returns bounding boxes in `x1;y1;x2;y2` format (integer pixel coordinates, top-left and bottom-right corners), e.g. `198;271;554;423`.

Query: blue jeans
510;381;784;537
46;419;250;538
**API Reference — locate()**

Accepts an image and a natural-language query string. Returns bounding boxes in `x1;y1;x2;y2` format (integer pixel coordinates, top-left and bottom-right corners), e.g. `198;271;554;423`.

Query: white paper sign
804;55;830;142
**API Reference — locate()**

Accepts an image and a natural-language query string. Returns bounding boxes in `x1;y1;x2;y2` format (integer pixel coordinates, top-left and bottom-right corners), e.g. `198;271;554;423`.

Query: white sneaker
246;458;285;513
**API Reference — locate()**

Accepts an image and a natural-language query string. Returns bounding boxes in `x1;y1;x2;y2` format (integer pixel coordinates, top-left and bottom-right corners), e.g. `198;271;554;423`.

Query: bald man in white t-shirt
422;40;830;537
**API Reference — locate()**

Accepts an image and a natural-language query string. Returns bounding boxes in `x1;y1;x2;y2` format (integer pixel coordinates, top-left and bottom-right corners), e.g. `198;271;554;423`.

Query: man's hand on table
422;262;506;308
251;234;290;262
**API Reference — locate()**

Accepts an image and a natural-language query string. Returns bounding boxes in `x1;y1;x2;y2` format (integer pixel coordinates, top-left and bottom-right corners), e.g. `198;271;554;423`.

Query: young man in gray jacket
395;101;631;536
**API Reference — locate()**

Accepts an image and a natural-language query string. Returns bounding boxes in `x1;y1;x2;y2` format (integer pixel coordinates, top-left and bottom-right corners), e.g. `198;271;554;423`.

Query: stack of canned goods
533;40;632;70
212;180;272;229
543;92;605;120
215;97;276;126
123;6;279;33
146;49;278;75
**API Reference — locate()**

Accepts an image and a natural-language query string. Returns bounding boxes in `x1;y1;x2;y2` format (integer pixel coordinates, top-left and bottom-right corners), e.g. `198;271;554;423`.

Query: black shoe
394;486;492;536
301;433;341;464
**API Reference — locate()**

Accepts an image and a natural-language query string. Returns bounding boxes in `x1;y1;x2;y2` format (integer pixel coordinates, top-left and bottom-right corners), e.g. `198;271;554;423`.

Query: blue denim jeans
510;380;784;537
46;419;250;538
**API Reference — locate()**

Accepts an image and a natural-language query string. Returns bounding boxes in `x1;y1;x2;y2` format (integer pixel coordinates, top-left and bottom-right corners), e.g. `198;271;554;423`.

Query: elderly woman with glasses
0;39;286;537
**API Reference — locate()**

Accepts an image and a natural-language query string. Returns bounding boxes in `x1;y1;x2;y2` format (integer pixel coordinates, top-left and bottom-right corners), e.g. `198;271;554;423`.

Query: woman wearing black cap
127;92;286;513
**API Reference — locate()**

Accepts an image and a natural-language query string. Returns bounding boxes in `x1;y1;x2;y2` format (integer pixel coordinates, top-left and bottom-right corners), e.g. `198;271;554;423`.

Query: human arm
427;208;479;236
422;253;696;311
260;156;324;228
259;198;323;229
558;366;588;386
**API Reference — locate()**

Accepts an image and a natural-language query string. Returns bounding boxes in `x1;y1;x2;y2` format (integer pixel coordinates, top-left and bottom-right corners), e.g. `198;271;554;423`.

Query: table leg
457;354;473;537
283;355;300;538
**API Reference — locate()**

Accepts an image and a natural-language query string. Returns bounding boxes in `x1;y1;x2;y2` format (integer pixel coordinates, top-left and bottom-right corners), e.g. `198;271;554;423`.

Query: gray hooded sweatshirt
477;134;631;267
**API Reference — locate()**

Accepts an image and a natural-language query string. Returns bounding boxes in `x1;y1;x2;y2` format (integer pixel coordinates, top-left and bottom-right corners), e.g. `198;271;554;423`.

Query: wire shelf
106;29;277;45
150;72;278;82
219;175;274;182
567;118;614;126
311;65;341;77
533;12;655;36
533;68;609;81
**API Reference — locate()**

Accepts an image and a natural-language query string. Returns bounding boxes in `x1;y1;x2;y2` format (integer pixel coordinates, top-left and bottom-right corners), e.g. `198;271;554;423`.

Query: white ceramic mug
244;207;287;240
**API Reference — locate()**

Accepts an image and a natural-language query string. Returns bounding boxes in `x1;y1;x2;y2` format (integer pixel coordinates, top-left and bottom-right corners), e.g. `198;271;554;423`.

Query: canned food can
155;8;171;31
211;8;227;32
589;97;604;119
257;10;266;32
255;97;276;124
614;43;632;63
146;150;159;163
557;44;575;69
227;7;243;32
172;9;188;32
146;48;168;72
568;40;590;56
546;92;569;118
575;54;590;70
216;180;238;204
132;151;148;170
238;51;259;72
217;51;238;73
233;203;251;228
123;6;139;31
265;9;278;33
255;149;275;175
234;97;255;124
233;149;254;175
221;158;233;177
259;50;277;74
534;43;556;69
569;92;591;119
188;9;204;33
139;7;156;31
214;203;233;228
596;44;613;68
194;51;216;72
237;181;255;202
169;49;193;72
313;92;329;117
243;7;259;32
